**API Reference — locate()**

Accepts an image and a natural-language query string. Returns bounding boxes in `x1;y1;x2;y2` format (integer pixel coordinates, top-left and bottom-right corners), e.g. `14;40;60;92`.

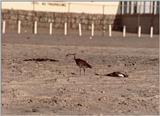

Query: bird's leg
79;68;81;75
83;68;85;75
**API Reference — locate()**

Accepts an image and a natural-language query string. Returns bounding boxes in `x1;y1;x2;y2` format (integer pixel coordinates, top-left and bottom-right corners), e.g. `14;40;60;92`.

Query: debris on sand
71;72;76;75
31;108;38;112
77;103;83;107
26;37;30;39
105;71;128;78
23;58;59;62
95;73;100;76
149;58;158;62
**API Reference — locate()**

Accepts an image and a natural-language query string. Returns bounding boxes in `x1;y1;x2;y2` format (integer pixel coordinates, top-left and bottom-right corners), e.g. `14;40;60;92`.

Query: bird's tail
87;63;92;68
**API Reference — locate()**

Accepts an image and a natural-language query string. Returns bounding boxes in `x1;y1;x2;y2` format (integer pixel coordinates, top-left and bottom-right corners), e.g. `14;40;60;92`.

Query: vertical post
102;5;105;15
64;22;67;35
2;20;6;34
138;26;141;38
49;22;52;35
109;24;112;37
150;26;153;38
143;1;146;14
150;1;153;14
131;1;134;14
123;25;126;37
79;23;82;36
127;2;130;14
68;3;70;12
34;21;37;34
121;1;124;14
91;23;94;37
154;1;157;15
18;20;21;34
137;1;140;14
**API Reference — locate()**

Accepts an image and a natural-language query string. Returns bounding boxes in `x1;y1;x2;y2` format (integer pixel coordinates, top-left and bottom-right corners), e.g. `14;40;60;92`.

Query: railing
2;19;157;38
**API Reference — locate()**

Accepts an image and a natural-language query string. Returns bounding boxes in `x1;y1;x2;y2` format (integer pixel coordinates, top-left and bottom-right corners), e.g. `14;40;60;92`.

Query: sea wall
2;9;159;35
2;9;121;35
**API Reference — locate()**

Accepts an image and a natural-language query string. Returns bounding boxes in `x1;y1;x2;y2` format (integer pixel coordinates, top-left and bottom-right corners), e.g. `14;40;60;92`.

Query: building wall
2;2;120;15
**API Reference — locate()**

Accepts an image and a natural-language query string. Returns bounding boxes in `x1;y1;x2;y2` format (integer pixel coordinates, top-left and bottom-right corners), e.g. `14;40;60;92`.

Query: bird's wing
86;62;92;68
79;59;92;68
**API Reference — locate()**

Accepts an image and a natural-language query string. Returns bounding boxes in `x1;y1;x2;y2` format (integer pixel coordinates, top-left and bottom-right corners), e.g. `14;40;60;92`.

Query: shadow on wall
112;2;123;32
121;14;159;34
113;2;159;34
116;1;159;34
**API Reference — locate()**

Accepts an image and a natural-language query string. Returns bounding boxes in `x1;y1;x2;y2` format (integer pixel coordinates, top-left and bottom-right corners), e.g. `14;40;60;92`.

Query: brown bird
66;53;92;75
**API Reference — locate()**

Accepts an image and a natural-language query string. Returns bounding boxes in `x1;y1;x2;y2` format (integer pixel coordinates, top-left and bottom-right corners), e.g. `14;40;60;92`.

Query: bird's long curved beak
66;53;76;57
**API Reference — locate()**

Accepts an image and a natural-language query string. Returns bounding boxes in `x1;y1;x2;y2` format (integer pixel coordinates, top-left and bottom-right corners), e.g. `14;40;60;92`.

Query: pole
79;23;82;36
49;22;52;35
2;20;6;34
18;20;21;34
91;23;94;37
64;22;67;35
34;21;37;34
138;26;141;38
109;24;112;37
150;26;153;38
123;25;126;37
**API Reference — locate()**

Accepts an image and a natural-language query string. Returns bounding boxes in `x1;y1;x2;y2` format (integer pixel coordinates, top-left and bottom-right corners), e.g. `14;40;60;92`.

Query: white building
2;1;159;15
2;2;120;15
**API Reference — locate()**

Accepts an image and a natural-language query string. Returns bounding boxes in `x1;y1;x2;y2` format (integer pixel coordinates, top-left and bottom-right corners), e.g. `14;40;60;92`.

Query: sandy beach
2;34;159;115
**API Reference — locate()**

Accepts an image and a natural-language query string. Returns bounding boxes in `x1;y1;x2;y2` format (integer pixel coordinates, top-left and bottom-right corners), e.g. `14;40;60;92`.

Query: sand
2;34;159;115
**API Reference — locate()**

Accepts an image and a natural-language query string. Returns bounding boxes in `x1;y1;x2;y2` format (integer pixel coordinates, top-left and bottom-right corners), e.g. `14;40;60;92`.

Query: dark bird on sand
106;71;128;78
66;53;92;75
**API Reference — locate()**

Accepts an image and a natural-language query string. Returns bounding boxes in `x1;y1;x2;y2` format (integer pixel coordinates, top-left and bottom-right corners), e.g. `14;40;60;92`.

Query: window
129;1;132;14
120;1;158;15
139;2;145;14
152;1;155;14
157;1;159;14
150;1;153;14
133;2;137;14
124;1;127;14
120;1;124;14
144;2;150;14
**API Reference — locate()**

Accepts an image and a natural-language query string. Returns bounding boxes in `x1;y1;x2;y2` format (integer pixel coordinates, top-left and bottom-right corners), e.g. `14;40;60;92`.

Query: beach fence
2;18;157;38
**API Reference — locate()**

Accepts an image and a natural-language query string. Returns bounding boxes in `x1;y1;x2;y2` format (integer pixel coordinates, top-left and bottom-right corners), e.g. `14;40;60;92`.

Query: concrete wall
2;9;121;35
2;9;159;35
121;14;159;34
